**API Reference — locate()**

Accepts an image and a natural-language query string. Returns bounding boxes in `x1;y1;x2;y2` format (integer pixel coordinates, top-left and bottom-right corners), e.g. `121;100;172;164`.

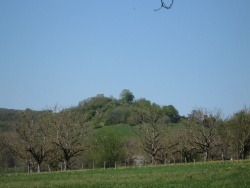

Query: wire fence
1;156;248;175
0;160;145;175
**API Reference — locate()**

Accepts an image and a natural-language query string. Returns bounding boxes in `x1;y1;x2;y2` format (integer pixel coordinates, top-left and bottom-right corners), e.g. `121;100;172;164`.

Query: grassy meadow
95;124;137;138
1;160;250;188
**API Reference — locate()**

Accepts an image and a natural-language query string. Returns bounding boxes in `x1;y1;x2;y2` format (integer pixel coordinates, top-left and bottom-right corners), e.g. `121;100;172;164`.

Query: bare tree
0;131;21;170
48;107;91;170
14;110;53;173
187;108;222;161
132;100;177;164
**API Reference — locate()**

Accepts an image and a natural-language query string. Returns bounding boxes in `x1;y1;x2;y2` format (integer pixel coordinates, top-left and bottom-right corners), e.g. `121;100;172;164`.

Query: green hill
0;108;22;132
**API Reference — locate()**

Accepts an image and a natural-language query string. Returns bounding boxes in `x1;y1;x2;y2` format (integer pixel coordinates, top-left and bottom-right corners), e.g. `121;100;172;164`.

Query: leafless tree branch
155;0;174;11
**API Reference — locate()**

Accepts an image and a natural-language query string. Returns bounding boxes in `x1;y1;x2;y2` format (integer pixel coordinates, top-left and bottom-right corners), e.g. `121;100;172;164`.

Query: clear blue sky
1;0;250;117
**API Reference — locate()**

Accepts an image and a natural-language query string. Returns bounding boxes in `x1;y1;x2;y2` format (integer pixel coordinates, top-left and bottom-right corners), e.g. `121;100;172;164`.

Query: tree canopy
120;89;134;104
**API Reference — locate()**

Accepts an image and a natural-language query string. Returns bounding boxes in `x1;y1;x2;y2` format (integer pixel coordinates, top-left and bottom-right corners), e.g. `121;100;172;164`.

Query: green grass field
96;124;137;138
1;160;250;188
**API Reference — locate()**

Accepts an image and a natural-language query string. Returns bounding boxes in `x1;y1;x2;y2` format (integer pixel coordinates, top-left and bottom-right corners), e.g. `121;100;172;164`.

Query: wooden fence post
48;165;51;173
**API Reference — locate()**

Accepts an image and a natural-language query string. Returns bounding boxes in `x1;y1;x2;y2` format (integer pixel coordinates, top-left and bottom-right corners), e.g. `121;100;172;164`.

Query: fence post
15;166;17;175
93;162;95;170
115;161;117;170
48;165;51;173
64;161;66;171
181;150;183;164
104;161;106;170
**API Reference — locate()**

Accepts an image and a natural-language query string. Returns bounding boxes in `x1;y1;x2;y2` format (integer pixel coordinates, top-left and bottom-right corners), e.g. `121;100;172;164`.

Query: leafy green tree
78;94;115;125
162;105;180;123
157;115;171;125
90;131;125;167
226;107;250;159
0;108;21;131
216;121;232;160
120;89;134;104
128;98;155;125
102;106;130;125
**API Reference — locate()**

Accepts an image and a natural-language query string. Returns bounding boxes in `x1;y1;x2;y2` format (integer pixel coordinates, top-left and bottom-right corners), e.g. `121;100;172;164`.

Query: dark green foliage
128;98;159;125
119;89;134;104
0;108;22;131
162;105;180;123
88;130;125;168
75;91;180;126
78;94;118;126
102;106;130;125
226;108;250;159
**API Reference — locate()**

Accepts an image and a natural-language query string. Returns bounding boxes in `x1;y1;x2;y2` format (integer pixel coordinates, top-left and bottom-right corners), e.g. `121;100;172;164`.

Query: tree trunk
151;155;156;165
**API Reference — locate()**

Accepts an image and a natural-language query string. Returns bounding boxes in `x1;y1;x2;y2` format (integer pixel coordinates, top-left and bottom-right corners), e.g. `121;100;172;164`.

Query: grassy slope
95;123;185;139
95;124;137;138
1;160;250;188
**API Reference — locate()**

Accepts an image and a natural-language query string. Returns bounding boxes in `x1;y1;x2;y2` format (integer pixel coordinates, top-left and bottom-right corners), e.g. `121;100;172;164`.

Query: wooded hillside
0;89;250;173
